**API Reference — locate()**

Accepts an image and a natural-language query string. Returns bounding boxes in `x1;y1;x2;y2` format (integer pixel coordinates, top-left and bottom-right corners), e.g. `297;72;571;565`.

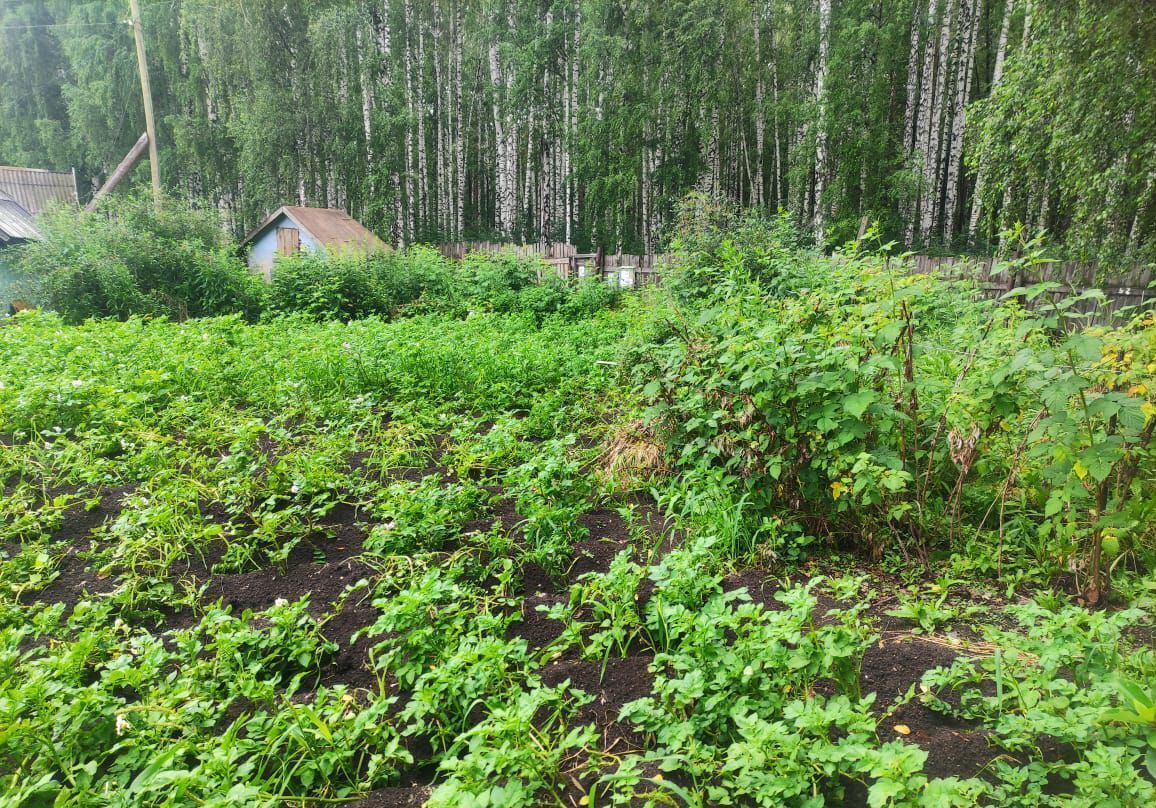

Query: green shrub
267;252;388;320
663;193;813;304
265;246;618;324
13;195;265;323
639;222;1156;590
460;250;537;310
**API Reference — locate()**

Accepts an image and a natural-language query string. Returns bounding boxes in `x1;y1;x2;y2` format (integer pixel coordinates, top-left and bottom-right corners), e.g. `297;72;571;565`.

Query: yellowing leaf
831;481;846;501
1073;461;1088;481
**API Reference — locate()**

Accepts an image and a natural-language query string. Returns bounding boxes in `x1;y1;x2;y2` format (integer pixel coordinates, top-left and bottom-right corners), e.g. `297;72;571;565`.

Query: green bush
663;192;813;304
268;246;620;323
267;252;388;320
12;195;265;323
638;220;1156;592
14;196;620;326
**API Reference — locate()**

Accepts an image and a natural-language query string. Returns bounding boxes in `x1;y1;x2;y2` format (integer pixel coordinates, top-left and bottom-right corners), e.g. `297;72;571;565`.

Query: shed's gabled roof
242;206;387;253
0;191;41;244
0;166;78;216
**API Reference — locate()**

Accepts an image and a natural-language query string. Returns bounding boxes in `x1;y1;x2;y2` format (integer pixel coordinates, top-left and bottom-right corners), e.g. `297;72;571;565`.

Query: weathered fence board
898;255;1153;321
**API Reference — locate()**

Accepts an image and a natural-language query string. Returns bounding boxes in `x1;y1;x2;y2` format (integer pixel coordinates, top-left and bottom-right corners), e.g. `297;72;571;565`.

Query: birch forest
1;0;1154;261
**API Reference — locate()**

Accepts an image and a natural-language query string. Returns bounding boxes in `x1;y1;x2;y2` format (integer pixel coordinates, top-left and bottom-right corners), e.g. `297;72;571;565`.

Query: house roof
0;165;78;216
242;206;387;253
0;191;41;245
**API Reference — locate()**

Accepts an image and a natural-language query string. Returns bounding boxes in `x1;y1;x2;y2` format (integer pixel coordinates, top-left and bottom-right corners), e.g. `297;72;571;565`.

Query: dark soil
539;655;653;754
861;636;997;780
569;508;632;580
510;591;568;650
18;485;134;610
349;786;432;808
722;567;783;609
202;538;373;616
14;472;1014;802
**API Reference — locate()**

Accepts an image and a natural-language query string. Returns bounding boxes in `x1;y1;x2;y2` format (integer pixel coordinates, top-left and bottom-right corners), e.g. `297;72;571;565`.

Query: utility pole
129;0;161;209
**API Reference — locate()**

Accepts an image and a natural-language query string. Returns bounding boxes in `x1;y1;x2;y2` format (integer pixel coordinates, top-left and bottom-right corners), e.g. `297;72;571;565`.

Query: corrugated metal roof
243;206;388;253
0;165;78;216
0;191;41;244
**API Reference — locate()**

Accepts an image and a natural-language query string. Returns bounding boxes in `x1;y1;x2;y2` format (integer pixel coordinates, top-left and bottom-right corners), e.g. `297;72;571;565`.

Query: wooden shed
242;206;388;280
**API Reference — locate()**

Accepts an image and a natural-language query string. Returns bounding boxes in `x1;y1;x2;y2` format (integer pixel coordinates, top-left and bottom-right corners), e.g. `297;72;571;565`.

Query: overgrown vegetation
11;197;266;323
1;211;1152;806
8;199;622;324
639;202;1156;602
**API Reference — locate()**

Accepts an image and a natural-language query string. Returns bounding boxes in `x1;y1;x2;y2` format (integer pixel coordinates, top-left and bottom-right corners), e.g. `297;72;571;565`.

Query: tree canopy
0;0;1152;263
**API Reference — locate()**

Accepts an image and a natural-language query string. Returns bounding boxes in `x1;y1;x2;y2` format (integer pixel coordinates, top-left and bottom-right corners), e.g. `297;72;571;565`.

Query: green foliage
266;247;619;323
267;251;388;321
13;196;266;323
429;684;598;807
0;225;1153;807
638;220;1156;591
922;602;1156;804
968;2;1156;262
664;194;813;304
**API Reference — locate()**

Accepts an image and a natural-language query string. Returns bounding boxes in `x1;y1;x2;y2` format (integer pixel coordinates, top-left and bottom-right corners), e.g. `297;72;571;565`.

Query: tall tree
0;0;1149;263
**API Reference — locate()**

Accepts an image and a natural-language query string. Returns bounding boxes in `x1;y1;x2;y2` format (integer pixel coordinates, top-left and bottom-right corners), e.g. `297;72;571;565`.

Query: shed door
276;227;301;256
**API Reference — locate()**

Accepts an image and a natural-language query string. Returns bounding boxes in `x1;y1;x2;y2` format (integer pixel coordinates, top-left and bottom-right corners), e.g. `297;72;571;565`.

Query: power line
0;2;185;33
0;21;128;32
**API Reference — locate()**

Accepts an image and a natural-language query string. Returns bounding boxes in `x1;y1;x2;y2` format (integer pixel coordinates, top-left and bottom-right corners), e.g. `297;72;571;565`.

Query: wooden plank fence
438;242;1153;317
438;241;668;288
899;255;1154;322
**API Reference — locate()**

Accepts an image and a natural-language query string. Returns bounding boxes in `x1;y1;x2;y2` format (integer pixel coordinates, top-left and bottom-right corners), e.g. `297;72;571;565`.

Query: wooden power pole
129;0;161;208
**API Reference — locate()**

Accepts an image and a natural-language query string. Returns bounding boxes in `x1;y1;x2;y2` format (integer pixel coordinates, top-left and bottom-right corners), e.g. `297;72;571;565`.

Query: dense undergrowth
1;210;1154;806
7;198;619;325
637;203;1156;601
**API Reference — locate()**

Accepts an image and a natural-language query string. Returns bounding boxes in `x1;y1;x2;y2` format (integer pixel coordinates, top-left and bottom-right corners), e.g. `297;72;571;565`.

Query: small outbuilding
242;206;388;279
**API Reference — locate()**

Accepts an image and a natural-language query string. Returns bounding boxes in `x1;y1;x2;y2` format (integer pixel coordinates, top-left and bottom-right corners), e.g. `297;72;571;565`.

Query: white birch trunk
356;26;374;201
813;0;832;242
941;0;981;242
488;42;509;237
453;0;465;240
431;4;444;237
901;0;925;234
709;107;721;196
567;7;579;244
908;0;941;244
1128;172;1155;256
903;2;924;157
967;0;1013;239
753;4;766;207
402;0;418;244
415;4;429;235
772;63;782;206
918;0;956;245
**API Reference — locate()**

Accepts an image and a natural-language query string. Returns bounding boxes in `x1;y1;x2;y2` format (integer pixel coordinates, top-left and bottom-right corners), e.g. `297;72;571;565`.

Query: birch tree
4;0;1151;263
812;0;832;242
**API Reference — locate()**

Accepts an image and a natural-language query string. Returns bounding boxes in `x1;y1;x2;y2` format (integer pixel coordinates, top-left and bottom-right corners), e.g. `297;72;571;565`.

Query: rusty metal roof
0;191;41;244
0;166;78;216
243;206;388;253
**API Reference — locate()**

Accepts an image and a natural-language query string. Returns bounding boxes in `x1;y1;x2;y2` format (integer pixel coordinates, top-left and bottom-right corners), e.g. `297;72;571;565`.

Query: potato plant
1;224;1153;806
